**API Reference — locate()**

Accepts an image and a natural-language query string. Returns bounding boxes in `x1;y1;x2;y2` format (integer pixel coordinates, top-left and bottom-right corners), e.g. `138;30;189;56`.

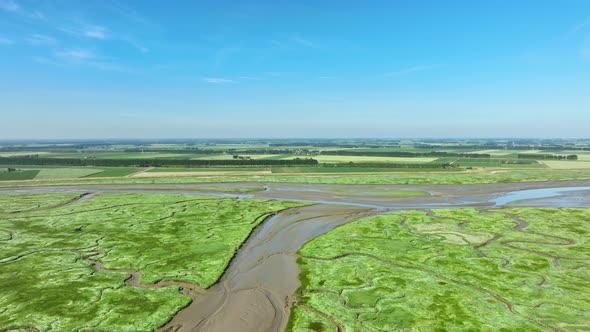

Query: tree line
123;148;313;155
0;157;318;167
320;150;491;158
517;154;578;160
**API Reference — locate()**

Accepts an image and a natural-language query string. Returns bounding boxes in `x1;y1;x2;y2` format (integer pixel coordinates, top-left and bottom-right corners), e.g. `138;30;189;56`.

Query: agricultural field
290;208;590;331
1;139;589;186
0;151;53;157
541;160;590;169
572;153;590;161
0;167;143;181
87;167;144;177
0;169;40;181
34;167;105;179
0;192;307;331
284;155;439;163
146;167;269;173
90;152;192;159
270;167;455;174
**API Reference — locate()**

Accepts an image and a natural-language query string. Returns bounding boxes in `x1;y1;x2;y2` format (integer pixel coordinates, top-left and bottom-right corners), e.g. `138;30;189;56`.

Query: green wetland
0;192;305;331
290;208;590;331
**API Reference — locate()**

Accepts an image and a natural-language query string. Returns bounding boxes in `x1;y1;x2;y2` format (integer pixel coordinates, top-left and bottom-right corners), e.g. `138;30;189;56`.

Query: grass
85;167;144;177
541;160;590;169
0;152;53;157
0;170;40;181
572;153;590;161
92;152;190;159
0;192;81;213
147;167;268;172
270;167;454;173
0;192;307;331
34;168;104;179
289;208;590;331
1;169;589;187
284;155;438;163
446;157;547;168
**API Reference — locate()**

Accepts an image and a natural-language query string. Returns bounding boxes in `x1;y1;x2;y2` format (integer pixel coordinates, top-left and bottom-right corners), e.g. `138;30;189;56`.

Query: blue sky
1;0;589;139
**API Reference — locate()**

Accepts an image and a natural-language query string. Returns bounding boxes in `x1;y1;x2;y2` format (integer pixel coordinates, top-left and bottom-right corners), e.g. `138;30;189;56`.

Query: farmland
0;138;588;185
290;208;590;331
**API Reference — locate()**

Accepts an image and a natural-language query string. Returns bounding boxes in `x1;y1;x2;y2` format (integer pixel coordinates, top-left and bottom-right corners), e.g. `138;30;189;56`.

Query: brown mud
158;204;377;332
2;179;590;209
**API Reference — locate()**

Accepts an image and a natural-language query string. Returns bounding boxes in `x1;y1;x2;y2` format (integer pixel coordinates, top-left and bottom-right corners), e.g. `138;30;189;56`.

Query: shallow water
491;186;590;206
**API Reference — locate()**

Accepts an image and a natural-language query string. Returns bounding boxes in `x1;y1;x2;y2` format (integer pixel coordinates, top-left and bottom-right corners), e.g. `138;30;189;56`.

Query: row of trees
320;150;491;158
0;157;318;167
123;148;313;155
517;154;578;160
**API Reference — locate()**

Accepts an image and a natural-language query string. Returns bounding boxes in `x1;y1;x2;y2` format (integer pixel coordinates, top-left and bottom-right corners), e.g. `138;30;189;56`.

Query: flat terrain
1;139;589;331
2;169;589;187
541;160;590;169
0;166;142;181
0;192;306;331
290;208;590;331
284;155;439;163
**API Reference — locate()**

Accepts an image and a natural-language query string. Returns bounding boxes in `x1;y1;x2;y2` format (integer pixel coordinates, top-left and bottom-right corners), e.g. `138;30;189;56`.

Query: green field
270;167;455;173
0;170;40;181
147;167;269;173
86;167;144;177
541;160;590;169
34;167;105;179
285;155;439;163
0;193;307;331
446;157;547;168
289;208;590;331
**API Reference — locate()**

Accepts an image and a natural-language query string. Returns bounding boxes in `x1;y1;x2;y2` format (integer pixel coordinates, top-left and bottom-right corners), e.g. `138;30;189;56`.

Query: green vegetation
0;192;81;213
34;167;104;179
271;166;455;173
285;155;438;163
0;192;307;331
147;167;269;172
1;169;589;187
289;208;590;331
541;160;590;169
0;169;39;181
1;139;590;185
87;167;144;177
0;156;318;167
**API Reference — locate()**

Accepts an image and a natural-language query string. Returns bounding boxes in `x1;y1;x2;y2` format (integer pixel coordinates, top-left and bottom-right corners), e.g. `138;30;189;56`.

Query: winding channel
1;180;589;331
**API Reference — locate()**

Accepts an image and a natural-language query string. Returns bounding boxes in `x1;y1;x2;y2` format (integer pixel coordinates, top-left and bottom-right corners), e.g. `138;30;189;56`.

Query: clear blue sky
1;0;589;138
